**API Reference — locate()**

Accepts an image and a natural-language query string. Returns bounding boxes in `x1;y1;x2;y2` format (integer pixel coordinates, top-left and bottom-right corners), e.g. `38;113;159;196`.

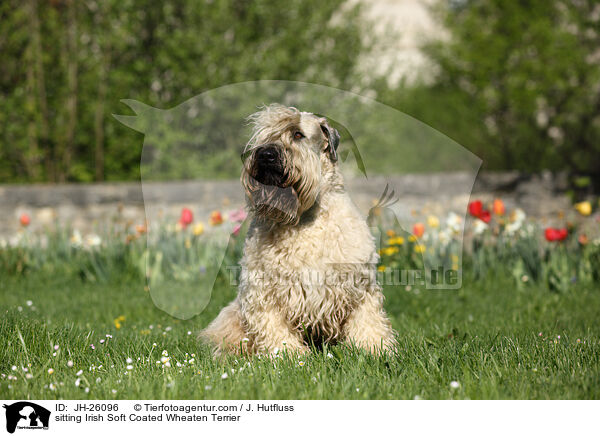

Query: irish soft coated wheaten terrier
200;104;396;355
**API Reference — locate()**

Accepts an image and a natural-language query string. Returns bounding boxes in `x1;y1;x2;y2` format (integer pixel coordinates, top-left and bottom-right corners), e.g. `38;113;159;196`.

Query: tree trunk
94;3;110;182
28;0;50;181
61;0;78;182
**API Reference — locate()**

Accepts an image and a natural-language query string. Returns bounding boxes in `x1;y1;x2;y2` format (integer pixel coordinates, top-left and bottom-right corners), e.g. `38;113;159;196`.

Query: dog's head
241;104;340;225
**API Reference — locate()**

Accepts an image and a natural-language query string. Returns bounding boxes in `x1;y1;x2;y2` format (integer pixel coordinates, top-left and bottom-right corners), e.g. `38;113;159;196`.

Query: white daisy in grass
47;368;54;375
298;361;305;367
126;358;133;364
162;350;169;357
126;365;133;370
67;360;73;368
76;370;83;376
221;372;228;379
450;381;460;389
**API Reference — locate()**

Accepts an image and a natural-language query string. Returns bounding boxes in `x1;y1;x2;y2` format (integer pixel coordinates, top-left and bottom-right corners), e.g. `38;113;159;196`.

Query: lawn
1;268;599;400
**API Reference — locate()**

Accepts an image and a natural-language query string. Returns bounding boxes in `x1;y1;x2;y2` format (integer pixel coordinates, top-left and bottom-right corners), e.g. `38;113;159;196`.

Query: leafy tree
380;0;600;180
0;0;367;183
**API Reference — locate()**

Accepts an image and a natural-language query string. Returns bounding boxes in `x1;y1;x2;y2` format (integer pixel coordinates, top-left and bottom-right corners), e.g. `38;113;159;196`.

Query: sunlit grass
1;271;598;399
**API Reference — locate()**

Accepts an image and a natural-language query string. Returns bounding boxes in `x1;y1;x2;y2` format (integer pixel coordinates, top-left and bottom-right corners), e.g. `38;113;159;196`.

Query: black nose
257;147;278;164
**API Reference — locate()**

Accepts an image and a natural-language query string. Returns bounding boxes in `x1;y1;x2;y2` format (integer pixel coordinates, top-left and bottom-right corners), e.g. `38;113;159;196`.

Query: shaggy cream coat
201;105;396;355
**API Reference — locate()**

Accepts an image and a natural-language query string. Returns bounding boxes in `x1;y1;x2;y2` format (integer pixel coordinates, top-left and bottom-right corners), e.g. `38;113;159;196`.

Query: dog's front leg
244;307;308;355
342;291;396;354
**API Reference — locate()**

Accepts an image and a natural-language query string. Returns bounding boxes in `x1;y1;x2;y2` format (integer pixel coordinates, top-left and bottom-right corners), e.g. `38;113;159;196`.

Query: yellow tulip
193;222;205;236
414;244;426;254
575;201;592;216
427;215;440;228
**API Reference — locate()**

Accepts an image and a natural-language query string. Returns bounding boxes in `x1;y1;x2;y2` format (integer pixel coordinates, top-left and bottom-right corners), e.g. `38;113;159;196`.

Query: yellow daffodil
414;244;426;254
388;236;405;246
377;265;386;272
381;246;399;256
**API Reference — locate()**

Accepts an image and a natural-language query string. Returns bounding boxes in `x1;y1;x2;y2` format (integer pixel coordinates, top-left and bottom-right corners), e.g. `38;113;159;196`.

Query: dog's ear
320;122;340;162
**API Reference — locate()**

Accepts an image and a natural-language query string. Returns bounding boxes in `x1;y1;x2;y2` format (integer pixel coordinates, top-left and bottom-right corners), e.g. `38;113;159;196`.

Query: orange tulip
210;210;224;226
493;199;505;216
412;222;425;238
19;213;30;227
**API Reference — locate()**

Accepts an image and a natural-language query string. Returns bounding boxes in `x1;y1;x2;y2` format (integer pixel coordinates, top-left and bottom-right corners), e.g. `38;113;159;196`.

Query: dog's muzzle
253;145;285;186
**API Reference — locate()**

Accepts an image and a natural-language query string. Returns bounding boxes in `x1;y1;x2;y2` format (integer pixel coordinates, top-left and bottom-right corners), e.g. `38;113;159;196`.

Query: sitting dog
201;104;396;355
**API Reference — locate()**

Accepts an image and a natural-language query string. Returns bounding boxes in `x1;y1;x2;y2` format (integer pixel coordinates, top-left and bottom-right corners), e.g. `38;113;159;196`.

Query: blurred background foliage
0;0;599;184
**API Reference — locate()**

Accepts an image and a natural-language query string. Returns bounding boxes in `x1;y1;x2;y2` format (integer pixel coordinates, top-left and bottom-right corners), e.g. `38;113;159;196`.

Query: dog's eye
293;131;304;140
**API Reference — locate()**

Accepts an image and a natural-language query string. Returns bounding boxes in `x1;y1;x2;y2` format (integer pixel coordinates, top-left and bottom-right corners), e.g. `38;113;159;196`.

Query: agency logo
3;402;50;434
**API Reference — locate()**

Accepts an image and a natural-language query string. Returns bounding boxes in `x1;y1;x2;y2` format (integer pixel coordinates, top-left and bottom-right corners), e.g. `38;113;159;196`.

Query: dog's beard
243;172;301;225
242;147;321;225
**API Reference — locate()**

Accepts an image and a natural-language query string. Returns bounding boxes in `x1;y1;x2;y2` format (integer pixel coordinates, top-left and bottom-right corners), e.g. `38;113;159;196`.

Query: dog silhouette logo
3;402;50;433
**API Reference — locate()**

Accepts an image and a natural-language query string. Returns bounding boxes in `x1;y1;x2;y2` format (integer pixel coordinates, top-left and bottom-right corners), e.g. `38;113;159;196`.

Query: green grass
1;271;599;400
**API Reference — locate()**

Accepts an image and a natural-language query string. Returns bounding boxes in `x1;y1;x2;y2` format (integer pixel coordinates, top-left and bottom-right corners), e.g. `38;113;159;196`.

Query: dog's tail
199;299;248;356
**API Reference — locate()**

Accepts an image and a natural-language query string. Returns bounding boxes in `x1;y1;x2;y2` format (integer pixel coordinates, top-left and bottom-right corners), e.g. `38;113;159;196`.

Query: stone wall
0;171;570;238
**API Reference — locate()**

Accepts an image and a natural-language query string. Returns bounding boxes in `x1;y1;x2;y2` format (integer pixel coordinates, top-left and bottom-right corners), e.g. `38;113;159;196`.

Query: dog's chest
242;195;377;321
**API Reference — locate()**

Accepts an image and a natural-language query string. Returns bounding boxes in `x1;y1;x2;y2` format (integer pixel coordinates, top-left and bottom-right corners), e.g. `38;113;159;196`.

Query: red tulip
179;208;194;228
545;227;568;242
412;222;425;238
479;210;491;223
468;200;492;223
468;200;483;218
493;199;505;216
19;213;30;227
